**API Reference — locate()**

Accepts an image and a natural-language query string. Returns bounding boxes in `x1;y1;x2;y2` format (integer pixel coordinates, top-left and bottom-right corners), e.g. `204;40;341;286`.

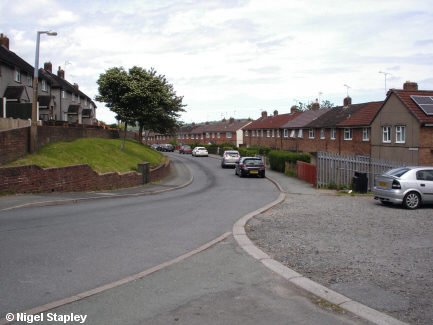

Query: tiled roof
338;101;383;127
281;108;332;128
0;45;33;74
246;112;302;130
189;120;250;134
305;102;375;128
392;89;433;124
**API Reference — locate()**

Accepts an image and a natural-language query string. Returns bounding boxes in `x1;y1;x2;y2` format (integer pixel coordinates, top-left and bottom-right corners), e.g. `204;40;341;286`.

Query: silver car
373;166;433;209
221;150;240;168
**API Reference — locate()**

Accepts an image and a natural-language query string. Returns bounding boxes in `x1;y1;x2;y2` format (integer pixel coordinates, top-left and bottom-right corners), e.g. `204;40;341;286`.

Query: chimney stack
344;96;352;107
312;98;320;110
273;110;278;116
74;83;79;89
290;105;297;114
0;33;9;50
57;66;65;79
261;110;267;118
403;81;418;91
229;117;234;124
222;117;226;122
44;62;52;73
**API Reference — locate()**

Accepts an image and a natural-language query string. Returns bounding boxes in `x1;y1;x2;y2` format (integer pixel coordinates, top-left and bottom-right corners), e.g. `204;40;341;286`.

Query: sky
1;0;433;125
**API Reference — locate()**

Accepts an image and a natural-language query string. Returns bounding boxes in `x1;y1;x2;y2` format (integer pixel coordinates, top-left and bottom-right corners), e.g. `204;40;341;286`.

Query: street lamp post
30;30;57;153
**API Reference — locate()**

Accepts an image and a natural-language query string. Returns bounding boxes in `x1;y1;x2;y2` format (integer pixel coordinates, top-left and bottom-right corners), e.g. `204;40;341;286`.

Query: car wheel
235;168;238;176
403;192;421;209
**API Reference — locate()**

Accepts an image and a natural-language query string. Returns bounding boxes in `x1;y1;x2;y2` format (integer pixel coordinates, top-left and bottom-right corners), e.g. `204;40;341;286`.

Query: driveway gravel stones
246;193;433;325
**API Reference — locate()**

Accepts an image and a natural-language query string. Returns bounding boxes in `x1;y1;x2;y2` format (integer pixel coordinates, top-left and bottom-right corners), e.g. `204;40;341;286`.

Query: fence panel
316;151;406;190
297;161;316;187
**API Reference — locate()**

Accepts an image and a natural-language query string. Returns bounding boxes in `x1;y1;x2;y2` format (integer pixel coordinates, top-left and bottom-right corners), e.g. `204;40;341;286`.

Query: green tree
294;100;334;112
96;66;185;148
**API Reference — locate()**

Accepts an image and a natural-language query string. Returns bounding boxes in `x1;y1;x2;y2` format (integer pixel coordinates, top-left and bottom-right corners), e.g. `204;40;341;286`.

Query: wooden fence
297;161;317;187
316;151;407;190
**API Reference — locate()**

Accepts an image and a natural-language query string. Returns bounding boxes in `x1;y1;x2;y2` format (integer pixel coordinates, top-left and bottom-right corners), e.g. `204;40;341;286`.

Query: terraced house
0;33;96;125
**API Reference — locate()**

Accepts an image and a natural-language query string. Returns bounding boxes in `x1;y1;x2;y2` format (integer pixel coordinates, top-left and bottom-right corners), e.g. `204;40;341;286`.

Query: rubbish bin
138;162;150;184
352;172;368;193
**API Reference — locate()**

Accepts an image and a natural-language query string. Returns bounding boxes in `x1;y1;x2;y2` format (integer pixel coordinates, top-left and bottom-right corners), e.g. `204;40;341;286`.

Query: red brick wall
243;130;283;149
0;127;30;165
0;159;171;194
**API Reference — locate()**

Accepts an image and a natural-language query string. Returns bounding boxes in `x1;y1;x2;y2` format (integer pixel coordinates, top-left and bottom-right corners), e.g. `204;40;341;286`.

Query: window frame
395;126;406;143
330;128;336;140
382;126;391;143
344;128;353;140
362;128;370;141
14;69;21;83
308;129;315;139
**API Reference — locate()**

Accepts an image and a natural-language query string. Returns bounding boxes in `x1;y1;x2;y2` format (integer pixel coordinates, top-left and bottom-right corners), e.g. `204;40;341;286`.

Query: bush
268;151;311;173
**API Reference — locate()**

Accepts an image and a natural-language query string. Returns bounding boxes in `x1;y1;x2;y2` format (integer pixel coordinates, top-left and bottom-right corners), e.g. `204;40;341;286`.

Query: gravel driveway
246;193;433;325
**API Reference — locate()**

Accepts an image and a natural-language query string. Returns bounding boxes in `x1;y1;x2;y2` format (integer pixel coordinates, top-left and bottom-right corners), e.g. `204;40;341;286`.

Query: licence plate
250;170;258;174
378;181;387;187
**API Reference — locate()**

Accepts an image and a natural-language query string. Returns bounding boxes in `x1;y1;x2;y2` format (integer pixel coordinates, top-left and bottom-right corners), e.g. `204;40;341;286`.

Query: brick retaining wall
0;158;171;194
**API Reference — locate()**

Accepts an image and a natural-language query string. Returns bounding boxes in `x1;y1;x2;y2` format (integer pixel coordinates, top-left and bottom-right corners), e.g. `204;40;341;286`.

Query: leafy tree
294;100;334;112
96;66;185;149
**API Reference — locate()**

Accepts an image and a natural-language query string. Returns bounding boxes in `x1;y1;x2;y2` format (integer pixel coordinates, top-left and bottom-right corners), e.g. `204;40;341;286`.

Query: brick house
281;106;332;152
243;109;302;149
297;98;383;156
370;82;433;165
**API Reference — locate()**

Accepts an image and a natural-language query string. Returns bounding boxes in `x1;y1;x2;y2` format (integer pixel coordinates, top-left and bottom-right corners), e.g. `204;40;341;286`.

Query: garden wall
0;158;171;194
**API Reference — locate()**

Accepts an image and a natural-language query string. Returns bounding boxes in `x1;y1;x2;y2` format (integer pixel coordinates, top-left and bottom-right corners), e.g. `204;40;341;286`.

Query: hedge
268;151;311;173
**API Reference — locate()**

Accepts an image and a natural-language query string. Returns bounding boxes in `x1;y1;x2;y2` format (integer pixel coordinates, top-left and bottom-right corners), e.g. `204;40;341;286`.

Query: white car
192;147;208;157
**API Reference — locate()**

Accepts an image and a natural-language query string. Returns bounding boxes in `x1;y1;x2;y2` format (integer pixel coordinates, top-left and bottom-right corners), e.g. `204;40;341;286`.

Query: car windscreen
243;159;261;165
385;168;410;178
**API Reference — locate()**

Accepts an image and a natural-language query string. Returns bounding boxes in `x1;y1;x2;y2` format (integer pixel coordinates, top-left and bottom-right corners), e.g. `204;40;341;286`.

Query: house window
267;130;271;137
212;132;215;138
14;69;20;82
277;129;280;138
320;129;325;139
284;129;289;138
217;132;220;138
84;98;88;106
252;130;255;137
290;130;296;138
245;130;249;137
62;90;67;99
191;134;194;139
78;96;81;104
363;128;370;141
382;126;391;143
272;129;275;137
309;129;315;139
201;134;204;139
206;132;210;138
344;128;352;140
227;132;232;138
42;79;47;91
298;129;303;138
27;75;33;87
396;126;405;143
331;128;336;140
72;93;75;102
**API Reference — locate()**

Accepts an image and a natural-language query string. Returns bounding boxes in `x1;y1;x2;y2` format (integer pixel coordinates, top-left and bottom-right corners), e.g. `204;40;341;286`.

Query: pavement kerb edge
1;160;195;211
233;181;409;325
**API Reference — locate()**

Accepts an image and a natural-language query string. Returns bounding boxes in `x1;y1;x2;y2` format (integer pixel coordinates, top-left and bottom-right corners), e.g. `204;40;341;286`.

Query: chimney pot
74;83;79;89
290;105;297;114
273;110;278;116
44;62;52;73
261;110;267;118
57;66;65;79
229;117;235;124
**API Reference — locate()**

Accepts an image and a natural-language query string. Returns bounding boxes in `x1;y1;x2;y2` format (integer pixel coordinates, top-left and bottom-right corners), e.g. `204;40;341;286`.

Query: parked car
373;166;433;209
221;150;241;168
234;157;265;178
192;147;208;157
161;144;174;152
151;144;162;151
179;145;192;154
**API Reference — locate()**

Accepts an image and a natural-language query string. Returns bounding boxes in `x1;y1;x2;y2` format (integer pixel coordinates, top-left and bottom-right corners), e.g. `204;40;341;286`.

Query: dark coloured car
161;144;174;152
374;166;433;209
151;144;162;151
235;157;265;178
179;145;192;154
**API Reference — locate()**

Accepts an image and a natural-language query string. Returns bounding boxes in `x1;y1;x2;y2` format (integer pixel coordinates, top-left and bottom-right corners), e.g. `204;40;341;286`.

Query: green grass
4;138;166;174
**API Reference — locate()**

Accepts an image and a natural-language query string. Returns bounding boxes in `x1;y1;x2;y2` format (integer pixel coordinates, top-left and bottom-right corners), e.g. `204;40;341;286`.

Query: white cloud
1;0;433;124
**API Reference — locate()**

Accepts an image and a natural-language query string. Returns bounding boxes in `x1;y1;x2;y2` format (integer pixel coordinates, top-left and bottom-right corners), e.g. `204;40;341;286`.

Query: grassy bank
4;138;166;174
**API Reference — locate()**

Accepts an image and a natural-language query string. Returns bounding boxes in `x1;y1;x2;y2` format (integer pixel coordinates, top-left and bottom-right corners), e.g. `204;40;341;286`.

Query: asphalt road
0;153;279;318
0;153;374;325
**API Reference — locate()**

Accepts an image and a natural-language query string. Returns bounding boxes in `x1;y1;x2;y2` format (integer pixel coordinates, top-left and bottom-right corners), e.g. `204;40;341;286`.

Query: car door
416;170;433;203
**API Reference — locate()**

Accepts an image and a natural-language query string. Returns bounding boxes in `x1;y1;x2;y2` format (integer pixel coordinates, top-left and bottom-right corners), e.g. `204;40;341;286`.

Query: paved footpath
0;156;407;325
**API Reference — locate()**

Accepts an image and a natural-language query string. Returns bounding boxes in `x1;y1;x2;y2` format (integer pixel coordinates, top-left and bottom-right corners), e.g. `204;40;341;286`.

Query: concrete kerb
233;178;409;325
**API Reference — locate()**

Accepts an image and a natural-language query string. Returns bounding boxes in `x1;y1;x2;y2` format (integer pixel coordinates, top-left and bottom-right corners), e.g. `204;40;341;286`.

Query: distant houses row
148;82;433;166
0;33;97;125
